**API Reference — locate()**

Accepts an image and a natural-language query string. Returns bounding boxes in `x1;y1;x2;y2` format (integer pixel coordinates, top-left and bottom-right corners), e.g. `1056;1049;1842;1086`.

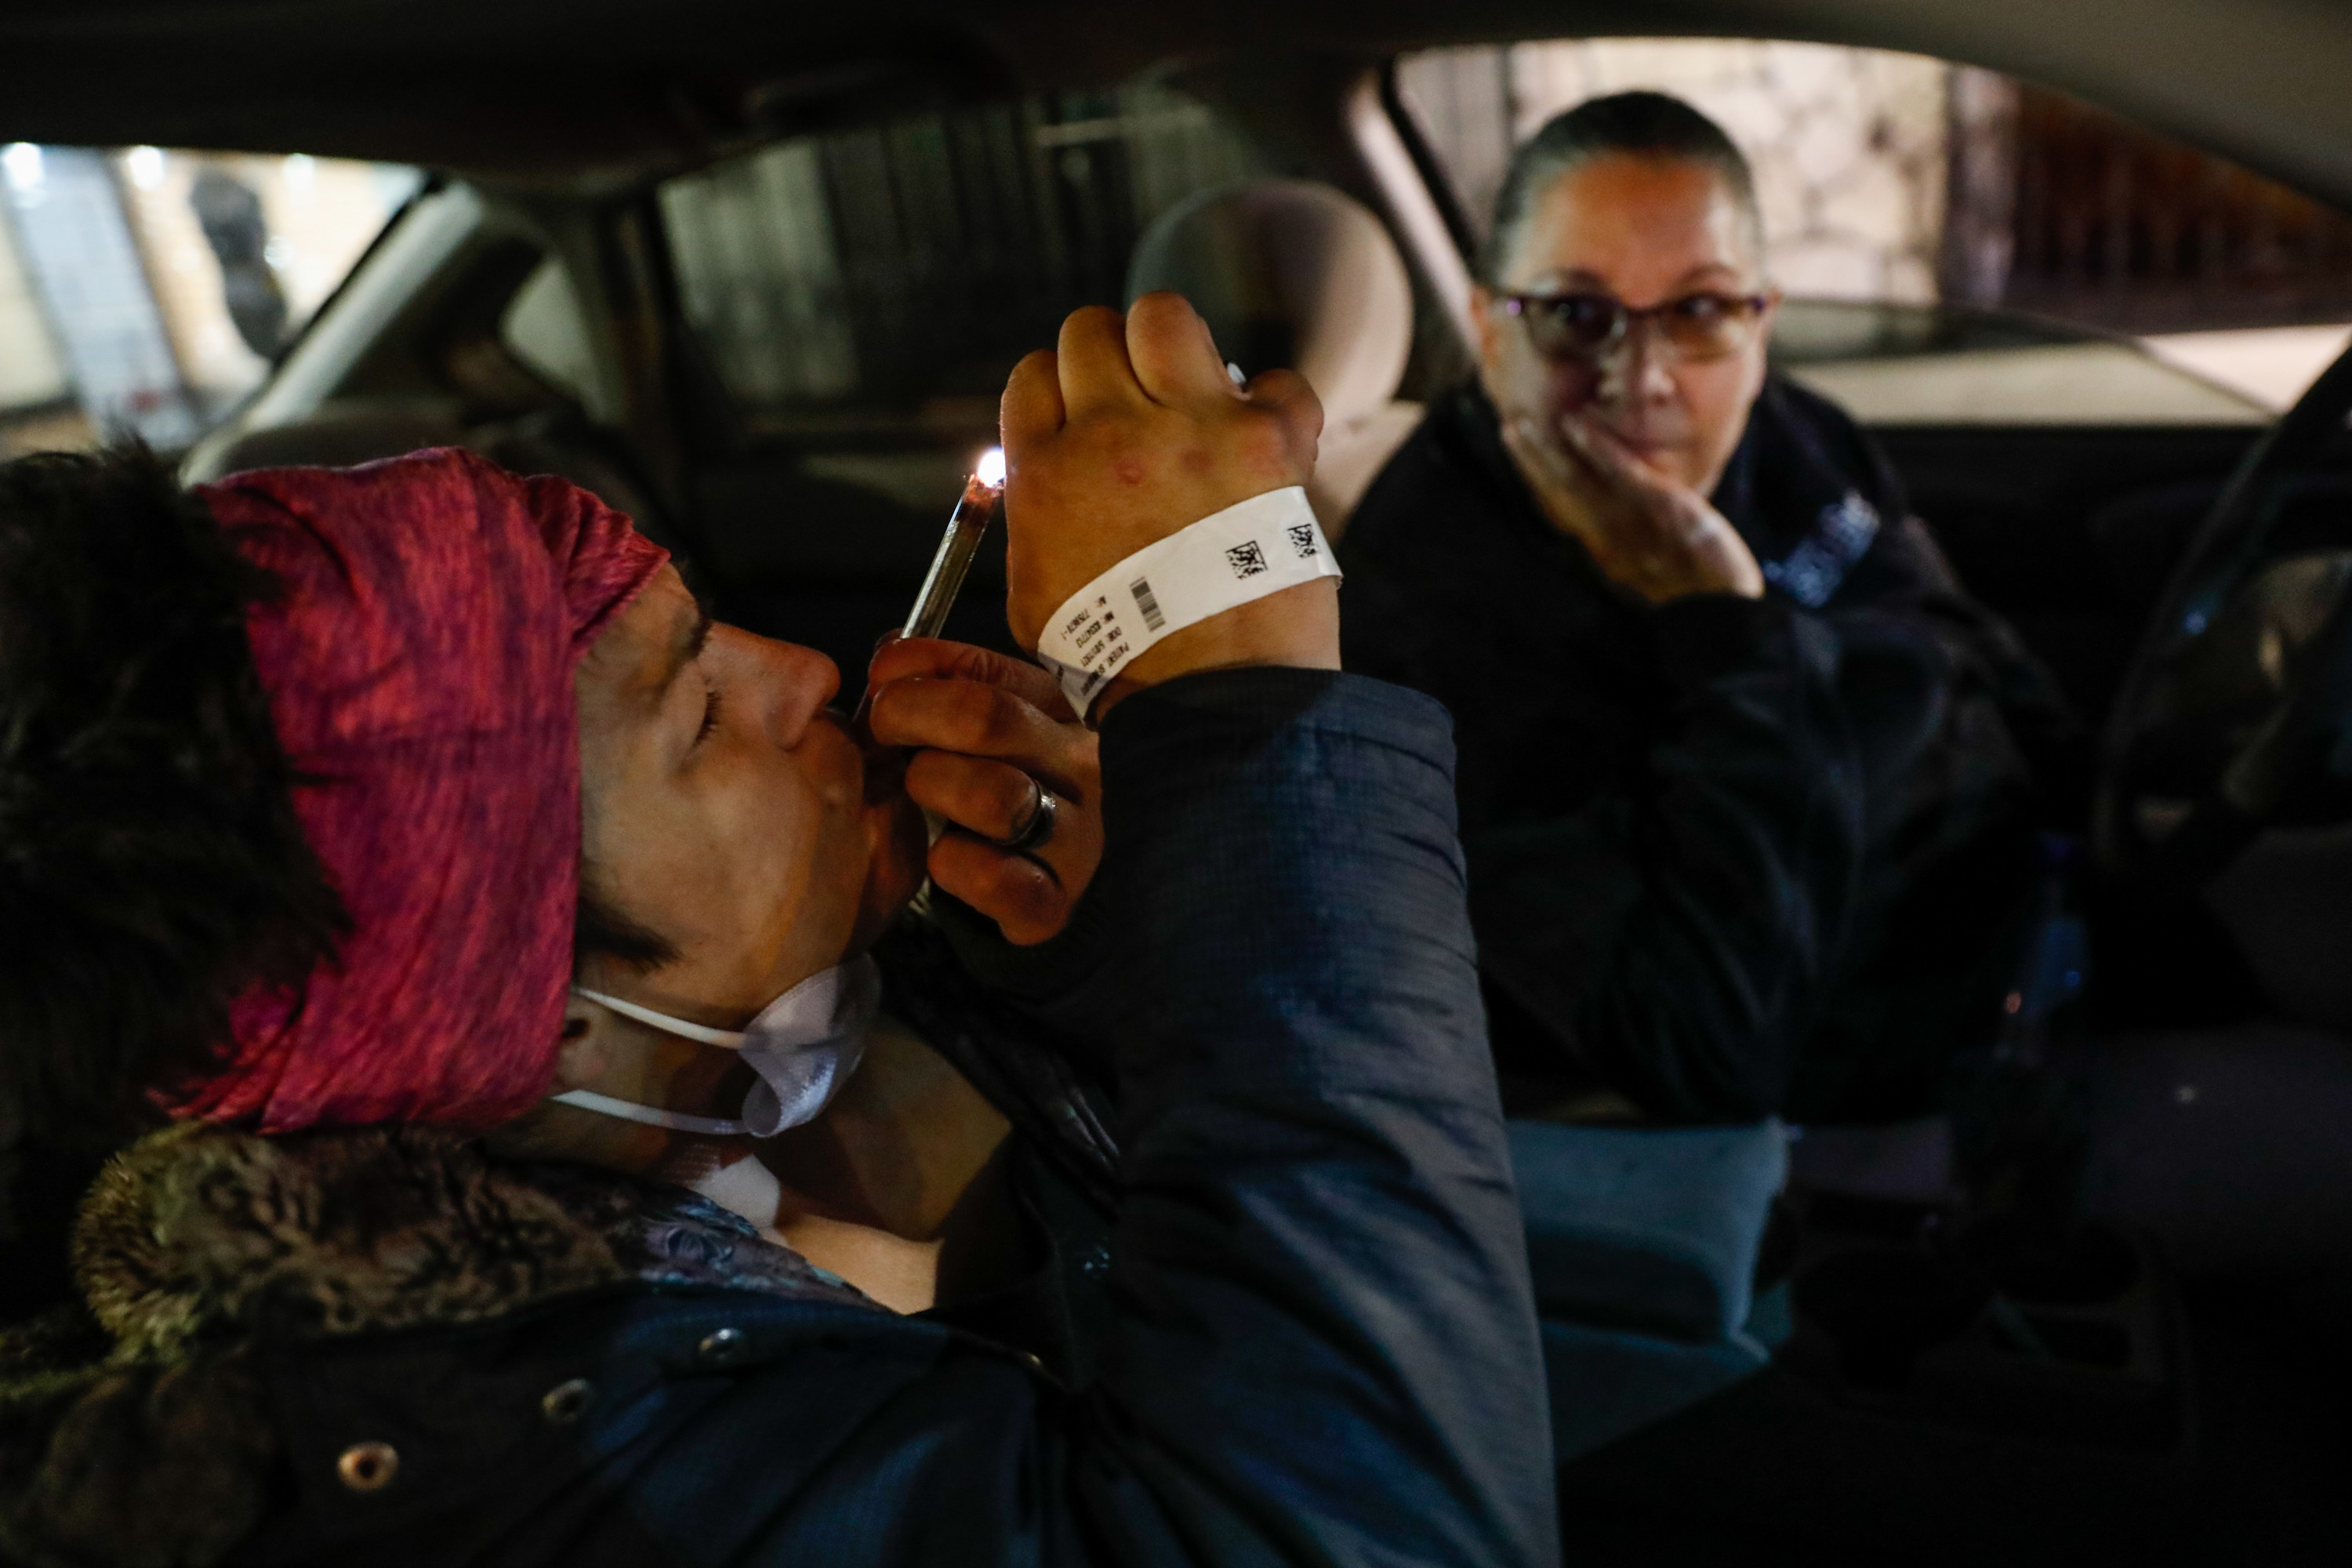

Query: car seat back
1126;179;1423;535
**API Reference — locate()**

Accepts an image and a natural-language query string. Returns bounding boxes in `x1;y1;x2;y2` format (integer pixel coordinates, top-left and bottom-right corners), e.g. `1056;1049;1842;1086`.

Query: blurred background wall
0;144;417;456
1397;38;2352;406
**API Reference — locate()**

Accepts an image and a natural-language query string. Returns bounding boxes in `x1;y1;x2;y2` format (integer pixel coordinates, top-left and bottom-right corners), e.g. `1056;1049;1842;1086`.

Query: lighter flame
976;446;1006;488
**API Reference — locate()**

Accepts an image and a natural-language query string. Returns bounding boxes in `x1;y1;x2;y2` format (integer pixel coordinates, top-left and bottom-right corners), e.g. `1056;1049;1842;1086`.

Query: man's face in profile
572;566;928;1023
1475;154;1773;499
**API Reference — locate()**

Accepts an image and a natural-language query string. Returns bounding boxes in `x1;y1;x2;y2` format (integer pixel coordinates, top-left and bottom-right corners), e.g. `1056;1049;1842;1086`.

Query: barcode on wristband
1033;487;1338;718
1131;576;1166;631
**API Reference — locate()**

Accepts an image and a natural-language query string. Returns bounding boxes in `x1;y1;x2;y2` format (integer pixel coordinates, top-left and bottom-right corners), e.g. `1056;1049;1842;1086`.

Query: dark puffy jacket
1340;380;2074;1123
0;670;1555;1568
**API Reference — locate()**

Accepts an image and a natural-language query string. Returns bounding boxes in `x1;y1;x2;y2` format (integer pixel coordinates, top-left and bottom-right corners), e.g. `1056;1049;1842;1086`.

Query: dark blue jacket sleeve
1055;668;1555;1567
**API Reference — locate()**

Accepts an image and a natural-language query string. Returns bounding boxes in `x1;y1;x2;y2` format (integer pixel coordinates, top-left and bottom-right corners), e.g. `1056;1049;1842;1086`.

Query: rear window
1394;39;2352;419
659;80;1265;430
0;145;421;454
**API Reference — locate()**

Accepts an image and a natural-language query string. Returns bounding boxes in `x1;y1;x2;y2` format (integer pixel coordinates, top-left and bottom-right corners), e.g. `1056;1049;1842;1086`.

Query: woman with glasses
1341;91;2074;1127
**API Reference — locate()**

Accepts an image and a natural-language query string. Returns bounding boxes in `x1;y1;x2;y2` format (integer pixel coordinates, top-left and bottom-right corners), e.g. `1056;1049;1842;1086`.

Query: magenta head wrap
169;448;669;1133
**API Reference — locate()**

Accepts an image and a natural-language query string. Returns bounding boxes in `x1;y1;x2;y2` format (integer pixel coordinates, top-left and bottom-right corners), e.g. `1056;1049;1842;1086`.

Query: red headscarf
169;448;669;1133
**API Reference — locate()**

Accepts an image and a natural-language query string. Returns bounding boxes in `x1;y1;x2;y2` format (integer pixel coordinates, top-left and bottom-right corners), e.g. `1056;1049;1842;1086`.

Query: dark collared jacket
1340;379;2073;1123
0;671;1555;1568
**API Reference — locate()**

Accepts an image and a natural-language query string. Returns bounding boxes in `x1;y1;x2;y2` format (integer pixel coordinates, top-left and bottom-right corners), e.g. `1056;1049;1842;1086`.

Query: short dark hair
0;445;347;1140
1484;90;1764;285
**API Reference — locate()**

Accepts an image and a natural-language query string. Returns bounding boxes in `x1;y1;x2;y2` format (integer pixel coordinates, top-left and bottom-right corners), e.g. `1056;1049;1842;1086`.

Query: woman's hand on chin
1502;408;1763;603
866;636;1102;945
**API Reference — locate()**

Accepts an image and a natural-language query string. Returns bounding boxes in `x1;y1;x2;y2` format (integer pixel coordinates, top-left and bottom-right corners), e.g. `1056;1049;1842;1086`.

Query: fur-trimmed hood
0;1122;871;1568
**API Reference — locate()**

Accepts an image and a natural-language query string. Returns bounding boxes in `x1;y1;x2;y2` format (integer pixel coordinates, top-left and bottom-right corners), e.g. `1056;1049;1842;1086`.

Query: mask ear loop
555;989;754;1134
546;1087;747;1137
559;971;876;1139
572;986;748;1048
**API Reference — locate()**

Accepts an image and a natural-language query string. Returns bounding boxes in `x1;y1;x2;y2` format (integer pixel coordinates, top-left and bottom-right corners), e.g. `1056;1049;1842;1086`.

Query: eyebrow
1673;261;1746;287
1543;262;1748;294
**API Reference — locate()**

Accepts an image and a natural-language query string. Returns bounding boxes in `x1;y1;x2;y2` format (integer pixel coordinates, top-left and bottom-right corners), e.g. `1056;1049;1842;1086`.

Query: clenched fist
1001;293;1334;715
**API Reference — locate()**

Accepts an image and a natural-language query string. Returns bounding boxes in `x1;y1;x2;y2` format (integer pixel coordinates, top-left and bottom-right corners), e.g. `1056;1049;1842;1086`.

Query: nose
713;625;840;748
1598;320;1679;408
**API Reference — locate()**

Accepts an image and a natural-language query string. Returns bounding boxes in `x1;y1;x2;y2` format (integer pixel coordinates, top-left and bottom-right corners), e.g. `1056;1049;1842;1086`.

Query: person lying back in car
0;296;1554;1568
1340;92;2074;1125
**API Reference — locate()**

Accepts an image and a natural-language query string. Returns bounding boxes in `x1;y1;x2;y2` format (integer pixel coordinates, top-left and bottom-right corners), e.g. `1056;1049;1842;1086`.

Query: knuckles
928;836;1064;939
905;750;1031;823
929;681;1025;752
1226;412;1305;486
1003;364;1317;632
871;678;1021;753
1021;406;1303;517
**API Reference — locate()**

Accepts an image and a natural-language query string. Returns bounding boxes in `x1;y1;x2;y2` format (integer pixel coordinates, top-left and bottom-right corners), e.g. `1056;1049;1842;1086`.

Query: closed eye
696;679;723;745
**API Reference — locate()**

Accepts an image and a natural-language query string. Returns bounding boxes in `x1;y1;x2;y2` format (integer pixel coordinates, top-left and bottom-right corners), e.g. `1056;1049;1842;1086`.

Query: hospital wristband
1033;485;1341;717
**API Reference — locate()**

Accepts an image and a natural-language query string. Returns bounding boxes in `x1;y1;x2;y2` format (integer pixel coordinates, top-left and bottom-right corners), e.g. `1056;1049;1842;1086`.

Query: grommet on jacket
336;1442;398;1493
697;1327;745;1367
541;1378;593;1425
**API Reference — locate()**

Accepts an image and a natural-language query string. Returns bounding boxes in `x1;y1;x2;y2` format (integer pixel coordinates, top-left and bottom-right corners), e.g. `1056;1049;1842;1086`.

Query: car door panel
1874;425;2267;730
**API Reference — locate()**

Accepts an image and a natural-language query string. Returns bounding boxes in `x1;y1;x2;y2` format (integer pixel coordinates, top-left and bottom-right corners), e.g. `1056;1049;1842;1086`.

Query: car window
659;78;1265;434
1770;299;2266;426
0;143;421;456
503;256;597;408
1393;39;2352;421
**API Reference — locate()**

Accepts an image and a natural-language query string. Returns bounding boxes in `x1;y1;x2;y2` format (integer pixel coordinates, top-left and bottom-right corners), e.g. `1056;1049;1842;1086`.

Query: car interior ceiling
12;4;2352;208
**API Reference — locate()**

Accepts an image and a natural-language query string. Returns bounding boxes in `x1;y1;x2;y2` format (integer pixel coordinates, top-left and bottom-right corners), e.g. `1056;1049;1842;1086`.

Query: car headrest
1127;180;1413;433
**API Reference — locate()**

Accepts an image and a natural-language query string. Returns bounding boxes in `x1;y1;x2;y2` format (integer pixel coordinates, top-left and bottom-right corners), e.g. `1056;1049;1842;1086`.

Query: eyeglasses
1499;290;1772;363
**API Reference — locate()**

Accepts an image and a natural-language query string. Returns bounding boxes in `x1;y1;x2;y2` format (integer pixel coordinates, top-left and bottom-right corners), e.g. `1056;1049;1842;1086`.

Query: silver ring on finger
992;777;1058;854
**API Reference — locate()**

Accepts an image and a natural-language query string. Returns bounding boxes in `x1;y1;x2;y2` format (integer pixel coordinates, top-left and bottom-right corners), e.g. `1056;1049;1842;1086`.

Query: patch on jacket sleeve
1762;490;1882;609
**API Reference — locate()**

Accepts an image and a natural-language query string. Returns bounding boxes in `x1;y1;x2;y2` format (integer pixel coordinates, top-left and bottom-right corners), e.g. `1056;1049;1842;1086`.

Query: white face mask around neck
551;956;880;1139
